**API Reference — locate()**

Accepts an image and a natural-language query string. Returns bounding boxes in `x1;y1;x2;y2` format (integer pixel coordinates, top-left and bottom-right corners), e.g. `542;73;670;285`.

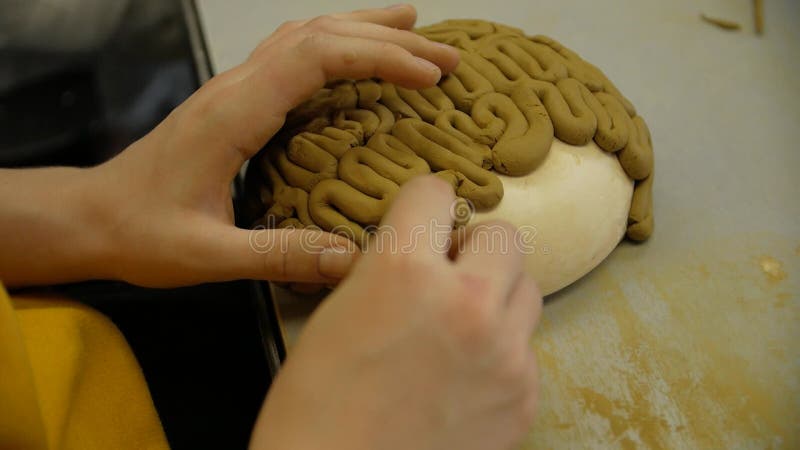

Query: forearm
0;167;113;287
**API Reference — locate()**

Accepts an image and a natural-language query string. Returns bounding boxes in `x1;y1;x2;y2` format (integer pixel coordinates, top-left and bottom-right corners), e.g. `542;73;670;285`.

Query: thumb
192;224;359;283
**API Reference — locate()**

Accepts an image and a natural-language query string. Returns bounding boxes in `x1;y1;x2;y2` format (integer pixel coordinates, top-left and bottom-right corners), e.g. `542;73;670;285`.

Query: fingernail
415;57;441;78
319;246;355;279
386;3;408;9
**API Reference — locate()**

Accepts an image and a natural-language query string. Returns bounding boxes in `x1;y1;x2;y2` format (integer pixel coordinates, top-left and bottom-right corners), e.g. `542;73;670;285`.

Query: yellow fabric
0;285;169;450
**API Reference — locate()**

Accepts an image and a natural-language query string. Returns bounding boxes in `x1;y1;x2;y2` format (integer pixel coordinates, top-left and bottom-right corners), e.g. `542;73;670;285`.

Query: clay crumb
754;0;764;35
700;14;742;31
758;256;787;283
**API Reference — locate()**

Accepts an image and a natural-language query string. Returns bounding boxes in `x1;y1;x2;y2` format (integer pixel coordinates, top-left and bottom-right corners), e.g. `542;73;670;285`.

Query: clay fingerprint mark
758;255;787;283
247;20;655;244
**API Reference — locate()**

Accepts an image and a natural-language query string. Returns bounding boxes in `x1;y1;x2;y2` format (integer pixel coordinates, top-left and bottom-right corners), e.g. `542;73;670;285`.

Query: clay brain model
245;19;654;294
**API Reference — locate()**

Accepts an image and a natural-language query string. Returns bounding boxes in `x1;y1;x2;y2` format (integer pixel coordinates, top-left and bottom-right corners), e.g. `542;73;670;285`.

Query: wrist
0;165;119;286
72;164;122;282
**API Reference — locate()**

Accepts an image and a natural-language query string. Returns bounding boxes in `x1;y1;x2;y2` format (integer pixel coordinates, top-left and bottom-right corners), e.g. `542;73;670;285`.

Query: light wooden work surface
197;0;799;448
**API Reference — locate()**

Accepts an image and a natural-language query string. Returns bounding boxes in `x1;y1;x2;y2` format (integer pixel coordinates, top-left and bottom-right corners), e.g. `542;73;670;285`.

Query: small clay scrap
754;0;764;35
700;14;742;31
246;19;655;245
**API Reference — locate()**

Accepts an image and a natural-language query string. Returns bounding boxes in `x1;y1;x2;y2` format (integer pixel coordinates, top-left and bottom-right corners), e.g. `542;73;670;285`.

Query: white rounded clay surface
472;139;633;296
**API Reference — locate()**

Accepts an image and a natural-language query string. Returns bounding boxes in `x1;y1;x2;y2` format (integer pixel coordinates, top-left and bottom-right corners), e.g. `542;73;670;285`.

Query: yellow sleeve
0;284;169;450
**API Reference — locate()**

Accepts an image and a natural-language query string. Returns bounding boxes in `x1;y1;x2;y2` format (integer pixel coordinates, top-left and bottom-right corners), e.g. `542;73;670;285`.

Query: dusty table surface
197;0;799;448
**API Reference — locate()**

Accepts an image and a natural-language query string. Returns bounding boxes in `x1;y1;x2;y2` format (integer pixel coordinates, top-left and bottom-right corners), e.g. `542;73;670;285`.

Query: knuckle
440;281;496;351
411;175;454;200
264;249;290;280
378;41;408;62
496;351;528;384
262;228;302;280
482;220;519;242
470;219;522;257
410;31;432;48
378;253;432;281
275;21;295;34
297;32;326;55
341;48;359;66
306;15;335;30
377;40;399;55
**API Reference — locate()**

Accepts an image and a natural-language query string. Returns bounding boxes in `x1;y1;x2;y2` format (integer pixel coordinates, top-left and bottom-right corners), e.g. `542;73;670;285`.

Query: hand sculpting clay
247;19;654;260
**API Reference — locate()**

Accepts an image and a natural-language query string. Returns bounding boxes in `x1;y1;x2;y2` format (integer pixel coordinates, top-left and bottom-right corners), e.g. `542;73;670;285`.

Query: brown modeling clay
247;19;655;245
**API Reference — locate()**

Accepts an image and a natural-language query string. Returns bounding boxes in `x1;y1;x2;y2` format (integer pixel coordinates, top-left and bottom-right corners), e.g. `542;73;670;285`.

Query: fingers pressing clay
255;4;419;55
455;220;525;301
197;223;356;283
378;175;455;259
291;34;442;89
305;19;459;74
250;19;655;245
328;4;418;31
228;17;455;151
